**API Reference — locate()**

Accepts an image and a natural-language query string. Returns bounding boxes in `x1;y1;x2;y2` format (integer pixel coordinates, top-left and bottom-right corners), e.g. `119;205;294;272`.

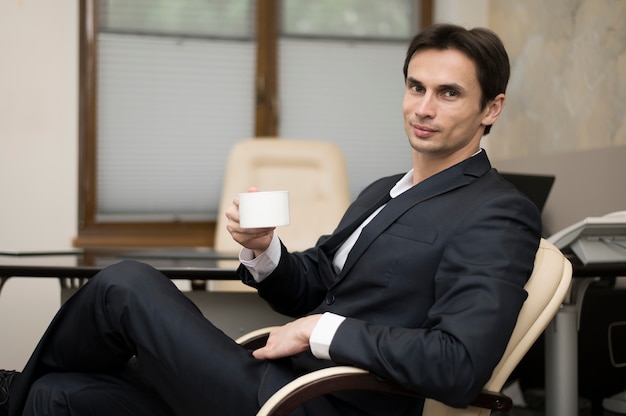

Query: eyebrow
406;76;420;86
439;83;465;93
406;77;466;93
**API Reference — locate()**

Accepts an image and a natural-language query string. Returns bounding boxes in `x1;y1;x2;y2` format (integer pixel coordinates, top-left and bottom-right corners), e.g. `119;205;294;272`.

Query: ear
482;93;505;126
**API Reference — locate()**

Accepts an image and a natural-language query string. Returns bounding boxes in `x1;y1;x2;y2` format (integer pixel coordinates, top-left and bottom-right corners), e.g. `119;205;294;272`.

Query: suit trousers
18;260;272;416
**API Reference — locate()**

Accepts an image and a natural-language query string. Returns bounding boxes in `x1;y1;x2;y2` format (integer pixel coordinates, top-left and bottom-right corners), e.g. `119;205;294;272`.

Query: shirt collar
390;149;483;198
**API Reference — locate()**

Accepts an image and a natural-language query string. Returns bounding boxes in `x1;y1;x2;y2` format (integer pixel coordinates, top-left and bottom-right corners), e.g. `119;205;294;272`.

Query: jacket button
325;294;335;305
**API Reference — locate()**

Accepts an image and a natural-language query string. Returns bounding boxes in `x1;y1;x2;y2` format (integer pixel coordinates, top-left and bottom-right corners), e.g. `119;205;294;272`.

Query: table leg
545;304;579;416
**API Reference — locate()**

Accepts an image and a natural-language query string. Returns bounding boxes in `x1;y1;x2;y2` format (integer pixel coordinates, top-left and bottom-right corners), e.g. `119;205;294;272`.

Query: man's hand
225;187;274;255
253;315;323;360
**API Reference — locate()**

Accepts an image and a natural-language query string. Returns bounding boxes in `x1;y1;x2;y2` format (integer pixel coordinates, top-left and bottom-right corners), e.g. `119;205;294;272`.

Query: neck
411;147;480;185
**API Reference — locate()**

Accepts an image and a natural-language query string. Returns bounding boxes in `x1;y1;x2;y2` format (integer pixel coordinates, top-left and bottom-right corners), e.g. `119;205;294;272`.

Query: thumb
252;346;269;360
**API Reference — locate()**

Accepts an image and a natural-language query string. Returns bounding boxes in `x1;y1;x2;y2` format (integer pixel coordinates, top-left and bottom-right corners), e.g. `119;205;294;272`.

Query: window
76;0;432;248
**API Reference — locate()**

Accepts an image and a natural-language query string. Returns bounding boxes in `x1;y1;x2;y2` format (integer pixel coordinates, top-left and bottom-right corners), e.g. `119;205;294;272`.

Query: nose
413;93;436;118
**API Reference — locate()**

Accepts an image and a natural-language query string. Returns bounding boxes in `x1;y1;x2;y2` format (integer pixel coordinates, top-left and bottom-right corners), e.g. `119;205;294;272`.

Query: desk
546;253;626;416
0;249;240;293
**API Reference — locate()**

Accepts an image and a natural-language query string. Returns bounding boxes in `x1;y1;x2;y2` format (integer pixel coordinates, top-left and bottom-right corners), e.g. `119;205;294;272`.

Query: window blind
96;33;255;221
278;38;412;199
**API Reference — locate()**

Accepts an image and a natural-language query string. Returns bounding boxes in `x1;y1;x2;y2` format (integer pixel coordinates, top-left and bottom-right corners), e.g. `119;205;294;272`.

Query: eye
442;89;459;98
409;84;425;94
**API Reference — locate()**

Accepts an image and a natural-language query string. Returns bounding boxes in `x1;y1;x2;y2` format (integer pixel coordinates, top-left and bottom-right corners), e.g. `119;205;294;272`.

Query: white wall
0;1;78;251
0;1;78;371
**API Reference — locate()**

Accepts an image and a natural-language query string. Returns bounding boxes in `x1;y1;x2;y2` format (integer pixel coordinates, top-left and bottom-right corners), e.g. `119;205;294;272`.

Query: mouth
411;123;438;138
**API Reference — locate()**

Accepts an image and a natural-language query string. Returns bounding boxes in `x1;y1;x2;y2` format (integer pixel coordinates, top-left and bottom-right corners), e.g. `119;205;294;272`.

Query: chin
409;138;441;154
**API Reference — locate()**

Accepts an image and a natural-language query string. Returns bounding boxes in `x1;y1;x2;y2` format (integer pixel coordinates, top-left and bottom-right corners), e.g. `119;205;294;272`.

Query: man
1;23;541;416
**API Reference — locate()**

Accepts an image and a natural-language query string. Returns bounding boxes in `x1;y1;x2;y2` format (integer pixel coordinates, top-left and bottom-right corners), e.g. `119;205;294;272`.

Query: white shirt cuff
239;233;281;282
309;312;346;360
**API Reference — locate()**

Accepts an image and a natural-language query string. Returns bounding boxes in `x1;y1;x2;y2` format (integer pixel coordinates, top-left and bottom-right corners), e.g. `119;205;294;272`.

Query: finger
230;228;274;242
252;346;271;360
242;226;275;235
225;202;241;221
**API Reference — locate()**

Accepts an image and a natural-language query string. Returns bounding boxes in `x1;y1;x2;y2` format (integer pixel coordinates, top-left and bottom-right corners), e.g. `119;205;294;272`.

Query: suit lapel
339;152;492;277
320;189;393;254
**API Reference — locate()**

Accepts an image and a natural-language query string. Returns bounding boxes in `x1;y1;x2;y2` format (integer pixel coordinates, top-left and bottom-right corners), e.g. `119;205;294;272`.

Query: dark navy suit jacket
241;150;542;415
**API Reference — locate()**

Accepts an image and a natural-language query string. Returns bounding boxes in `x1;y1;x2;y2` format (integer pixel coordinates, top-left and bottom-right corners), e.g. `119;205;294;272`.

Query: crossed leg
15;261;268;416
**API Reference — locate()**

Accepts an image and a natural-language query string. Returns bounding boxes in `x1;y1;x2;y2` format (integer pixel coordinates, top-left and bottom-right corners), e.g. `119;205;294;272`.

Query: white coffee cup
238;191;290;228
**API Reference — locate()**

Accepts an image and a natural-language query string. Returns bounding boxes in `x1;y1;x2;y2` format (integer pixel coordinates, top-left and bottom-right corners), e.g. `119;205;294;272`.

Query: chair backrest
211;138;351;291
422;238;573;415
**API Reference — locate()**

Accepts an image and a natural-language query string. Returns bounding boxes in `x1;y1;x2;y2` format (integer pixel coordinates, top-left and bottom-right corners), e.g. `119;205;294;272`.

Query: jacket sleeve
238;238;337;317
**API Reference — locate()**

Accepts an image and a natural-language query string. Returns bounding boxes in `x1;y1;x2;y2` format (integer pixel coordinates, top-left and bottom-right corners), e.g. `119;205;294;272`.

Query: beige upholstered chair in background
237;238;573;416
210;138;351;291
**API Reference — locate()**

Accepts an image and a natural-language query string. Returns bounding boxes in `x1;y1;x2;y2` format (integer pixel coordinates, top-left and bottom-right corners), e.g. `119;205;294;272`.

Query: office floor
496;408;623;415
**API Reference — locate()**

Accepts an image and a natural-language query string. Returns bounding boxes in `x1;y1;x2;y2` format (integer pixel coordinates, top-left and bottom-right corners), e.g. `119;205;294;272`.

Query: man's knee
91;260;168;293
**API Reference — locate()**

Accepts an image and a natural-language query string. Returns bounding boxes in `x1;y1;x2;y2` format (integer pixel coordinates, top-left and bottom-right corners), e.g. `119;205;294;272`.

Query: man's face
402;48;500;162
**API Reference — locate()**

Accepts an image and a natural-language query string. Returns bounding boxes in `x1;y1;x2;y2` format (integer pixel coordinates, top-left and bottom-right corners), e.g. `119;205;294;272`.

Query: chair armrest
258;366;368;416
256;366;512;416
237;330;512;416
235;326;279;351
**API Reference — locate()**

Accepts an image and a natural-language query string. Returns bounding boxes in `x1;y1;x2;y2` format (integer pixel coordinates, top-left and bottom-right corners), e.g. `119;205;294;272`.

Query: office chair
210;138;351;291
237;238;573;415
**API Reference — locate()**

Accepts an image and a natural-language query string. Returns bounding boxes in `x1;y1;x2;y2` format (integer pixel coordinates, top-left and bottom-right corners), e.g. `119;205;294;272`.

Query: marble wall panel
484;0;626;159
